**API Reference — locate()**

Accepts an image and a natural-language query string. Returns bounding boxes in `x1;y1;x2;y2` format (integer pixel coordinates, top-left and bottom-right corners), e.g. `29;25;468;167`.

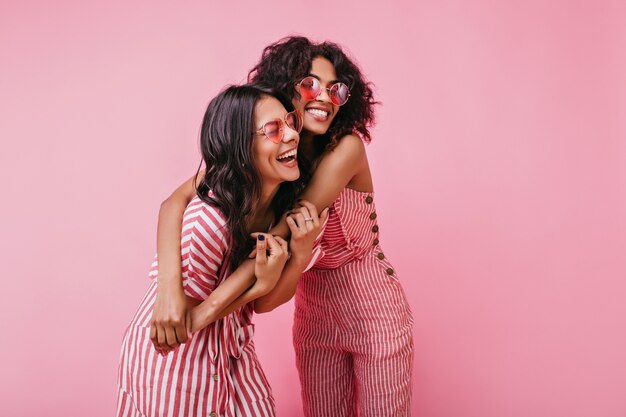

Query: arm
212;199;328;316
266;134;368;241
156;170;203;286
189;234;289;331
229;136;366;315
298;134;369;211
250;136;368;311
188;259;256;331
254;201;329;312
212;254;309;318
150;171;202;353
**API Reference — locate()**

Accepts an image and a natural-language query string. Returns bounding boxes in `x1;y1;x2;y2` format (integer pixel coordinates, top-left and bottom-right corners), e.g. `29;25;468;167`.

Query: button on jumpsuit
293;188;414;416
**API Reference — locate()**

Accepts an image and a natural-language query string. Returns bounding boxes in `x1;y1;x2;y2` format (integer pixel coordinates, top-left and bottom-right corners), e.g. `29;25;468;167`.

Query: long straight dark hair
195;84;303;269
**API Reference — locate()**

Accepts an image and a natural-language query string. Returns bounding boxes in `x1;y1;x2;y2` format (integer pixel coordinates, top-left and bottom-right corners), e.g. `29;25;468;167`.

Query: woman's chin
285;169;301;182
304;122;331;136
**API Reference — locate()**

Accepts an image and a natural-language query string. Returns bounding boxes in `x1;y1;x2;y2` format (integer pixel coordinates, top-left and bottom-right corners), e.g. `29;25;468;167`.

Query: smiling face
252;95;301;186
293;56;342;137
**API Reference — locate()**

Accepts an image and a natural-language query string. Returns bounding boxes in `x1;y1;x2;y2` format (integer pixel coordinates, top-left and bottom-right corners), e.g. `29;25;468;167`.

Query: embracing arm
189;235;289;331
299;134;369;211
254;202;328;312
156;170;204;285
150;171;201;353
213;255;309;317
206;199;326;317
268;134;369;239
250;135;369;312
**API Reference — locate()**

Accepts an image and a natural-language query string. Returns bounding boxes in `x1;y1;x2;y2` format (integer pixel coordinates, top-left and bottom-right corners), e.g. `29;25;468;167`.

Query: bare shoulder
336;134;366;153
323;134;367;165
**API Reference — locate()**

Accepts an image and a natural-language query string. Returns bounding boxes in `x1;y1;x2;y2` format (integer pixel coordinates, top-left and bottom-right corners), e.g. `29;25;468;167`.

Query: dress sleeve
182;205;229;300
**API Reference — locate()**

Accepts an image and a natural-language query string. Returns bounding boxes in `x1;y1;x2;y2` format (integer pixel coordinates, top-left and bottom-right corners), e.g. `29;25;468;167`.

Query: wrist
250;279;274;297
289;252;312;269
156;277;185;293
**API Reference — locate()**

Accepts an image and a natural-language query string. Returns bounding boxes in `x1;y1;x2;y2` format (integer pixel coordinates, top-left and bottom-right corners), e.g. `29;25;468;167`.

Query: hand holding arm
189;234;289;331
150;171;202;354
253;200;329;312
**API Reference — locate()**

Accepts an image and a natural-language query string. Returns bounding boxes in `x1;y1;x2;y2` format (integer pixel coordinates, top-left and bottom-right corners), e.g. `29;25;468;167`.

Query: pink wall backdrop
1;1;625;416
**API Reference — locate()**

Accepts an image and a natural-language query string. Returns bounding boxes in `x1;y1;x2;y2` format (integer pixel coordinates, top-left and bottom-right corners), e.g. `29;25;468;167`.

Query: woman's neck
247;183;280;231
299;132;317;160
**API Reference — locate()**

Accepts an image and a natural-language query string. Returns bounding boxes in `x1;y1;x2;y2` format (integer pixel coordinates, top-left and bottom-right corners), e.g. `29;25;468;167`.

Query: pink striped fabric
293;187;414;417
117;197;275;417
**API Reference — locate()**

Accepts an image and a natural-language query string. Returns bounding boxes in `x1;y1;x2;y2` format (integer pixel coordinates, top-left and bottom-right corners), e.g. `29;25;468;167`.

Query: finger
297;205;312;220
249;233;260;258
294;205;311;225
319;207;330;225
298;207;315;232
165;326;180;349
255;234;267;264
286;215;300;236
150;323;158;348
186;310;192;340
264;234;283;258
298;200;319;228
156;324;167;351
175;320;188;345
290;212;306;231
274;236;289;254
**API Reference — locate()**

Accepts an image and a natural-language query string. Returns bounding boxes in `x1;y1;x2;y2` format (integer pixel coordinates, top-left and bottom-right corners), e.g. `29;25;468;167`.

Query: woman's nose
316;87;332;103
283;125;299;144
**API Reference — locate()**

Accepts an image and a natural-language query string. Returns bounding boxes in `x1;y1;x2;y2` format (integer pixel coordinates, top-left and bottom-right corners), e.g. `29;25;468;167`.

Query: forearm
210;279;272;321
203;243;304;320
156;198;188;289
254;255;309;313
268;215;290;239
191;259;261;330
156;171;203;288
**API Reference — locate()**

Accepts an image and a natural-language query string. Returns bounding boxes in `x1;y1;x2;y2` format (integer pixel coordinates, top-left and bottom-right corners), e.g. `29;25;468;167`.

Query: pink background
1;1;625;416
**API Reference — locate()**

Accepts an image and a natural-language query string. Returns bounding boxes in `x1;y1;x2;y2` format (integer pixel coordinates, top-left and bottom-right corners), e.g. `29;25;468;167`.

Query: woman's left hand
286;199;329;265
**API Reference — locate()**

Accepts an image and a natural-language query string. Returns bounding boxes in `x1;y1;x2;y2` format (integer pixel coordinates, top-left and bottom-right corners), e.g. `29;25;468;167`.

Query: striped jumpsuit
294;188;414;416
117;197;275;417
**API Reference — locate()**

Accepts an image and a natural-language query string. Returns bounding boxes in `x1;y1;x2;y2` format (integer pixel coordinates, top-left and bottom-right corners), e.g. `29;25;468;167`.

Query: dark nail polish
258;235;265;241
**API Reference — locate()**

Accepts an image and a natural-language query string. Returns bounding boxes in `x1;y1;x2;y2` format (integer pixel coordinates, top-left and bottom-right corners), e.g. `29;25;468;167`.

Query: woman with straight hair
117;84;326;417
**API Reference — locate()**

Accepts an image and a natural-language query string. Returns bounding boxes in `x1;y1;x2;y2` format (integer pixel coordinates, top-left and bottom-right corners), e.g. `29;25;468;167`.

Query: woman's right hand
253;234;289;293
150;284;191;355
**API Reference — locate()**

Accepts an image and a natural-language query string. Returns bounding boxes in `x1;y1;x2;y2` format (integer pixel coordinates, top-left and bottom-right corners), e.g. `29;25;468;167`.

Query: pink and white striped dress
117;197;274;417
293;187;414;417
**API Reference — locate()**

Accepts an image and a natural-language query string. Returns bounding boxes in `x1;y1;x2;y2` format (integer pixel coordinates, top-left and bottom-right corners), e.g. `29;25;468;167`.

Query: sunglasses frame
253;109;303;144
296;76;351;106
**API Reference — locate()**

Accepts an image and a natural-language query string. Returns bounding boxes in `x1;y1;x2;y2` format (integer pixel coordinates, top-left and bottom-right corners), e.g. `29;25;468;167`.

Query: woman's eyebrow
308;72;342;85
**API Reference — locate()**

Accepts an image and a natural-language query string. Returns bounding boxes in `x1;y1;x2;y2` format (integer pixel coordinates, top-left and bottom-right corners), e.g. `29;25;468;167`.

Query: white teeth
306;108;329;117
277;149;297;160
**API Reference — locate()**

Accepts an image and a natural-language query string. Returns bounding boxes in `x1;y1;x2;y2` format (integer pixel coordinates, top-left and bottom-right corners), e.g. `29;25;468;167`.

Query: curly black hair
195;84;304;269
248;36;378;158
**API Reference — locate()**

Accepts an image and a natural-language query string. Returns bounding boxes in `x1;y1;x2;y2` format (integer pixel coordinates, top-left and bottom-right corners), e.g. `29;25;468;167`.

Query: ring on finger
304;217;314;222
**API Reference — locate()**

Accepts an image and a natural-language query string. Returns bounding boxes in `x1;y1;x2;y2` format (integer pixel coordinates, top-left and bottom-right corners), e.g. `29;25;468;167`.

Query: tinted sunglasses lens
263;120;283;143
286;111;303;133
299;77;320;100
330;83;350;106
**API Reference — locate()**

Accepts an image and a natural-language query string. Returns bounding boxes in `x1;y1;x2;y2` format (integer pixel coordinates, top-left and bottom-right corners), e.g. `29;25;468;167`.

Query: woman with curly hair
153;37;414;416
